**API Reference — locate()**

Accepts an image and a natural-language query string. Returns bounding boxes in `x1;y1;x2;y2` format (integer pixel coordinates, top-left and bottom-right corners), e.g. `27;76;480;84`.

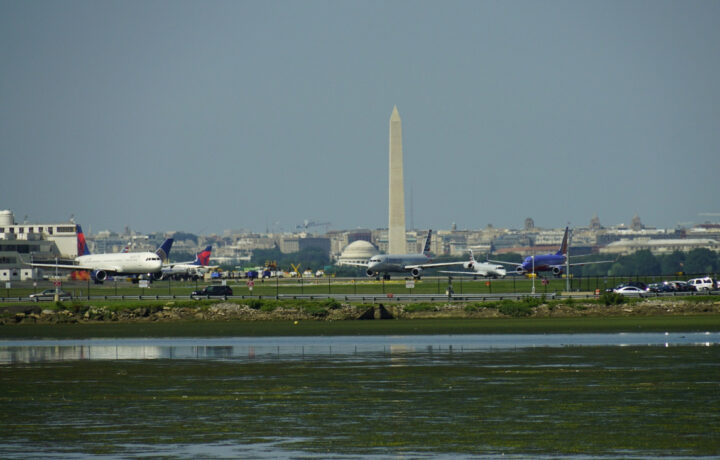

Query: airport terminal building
0;210;78;281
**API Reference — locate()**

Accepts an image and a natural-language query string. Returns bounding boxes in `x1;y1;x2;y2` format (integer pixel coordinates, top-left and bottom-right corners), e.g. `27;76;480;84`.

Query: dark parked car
191;285;233;297
646;282;674;293
664;281;696;292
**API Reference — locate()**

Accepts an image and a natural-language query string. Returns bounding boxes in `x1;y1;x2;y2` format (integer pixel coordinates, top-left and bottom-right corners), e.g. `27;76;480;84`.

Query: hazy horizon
2;1;719;234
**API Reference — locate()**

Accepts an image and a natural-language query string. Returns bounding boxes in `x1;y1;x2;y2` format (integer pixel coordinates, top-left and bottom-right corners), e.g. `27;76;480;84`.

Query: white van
687;277;715;291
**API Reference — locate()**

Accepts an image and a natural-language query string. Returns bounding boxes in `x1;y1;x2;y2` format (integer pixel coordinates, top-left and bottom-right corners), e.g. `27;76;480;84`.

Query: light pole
53;257;59;302
531;255;535;295
566;228;571;292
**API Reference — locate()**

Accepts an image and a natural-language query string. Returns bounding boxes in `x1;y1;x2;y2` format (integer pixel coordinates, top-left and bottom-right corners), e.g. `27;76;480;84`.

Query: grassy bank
2;314;720;339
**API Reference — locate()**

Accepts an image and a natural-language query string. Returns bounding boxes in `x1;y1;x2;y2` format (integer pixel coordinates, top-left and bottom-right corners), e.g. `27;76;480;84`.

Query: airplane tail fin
76;225;91;256
468;249;476;262
120;242;131;253
423;230;433;255
556;227;569;256
193;246;212;266
156;238;174;263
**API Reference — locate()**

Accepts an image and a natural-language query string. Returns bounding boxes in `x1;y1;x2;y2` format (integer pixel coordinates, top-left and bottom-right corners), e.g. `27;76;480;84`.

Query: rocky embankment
2;298;720;325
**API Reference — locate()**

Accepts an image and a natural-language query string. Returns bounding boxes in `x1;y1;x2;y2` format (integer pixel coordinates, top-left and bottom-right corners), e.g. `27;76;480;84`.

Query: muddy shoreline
2;298;720;325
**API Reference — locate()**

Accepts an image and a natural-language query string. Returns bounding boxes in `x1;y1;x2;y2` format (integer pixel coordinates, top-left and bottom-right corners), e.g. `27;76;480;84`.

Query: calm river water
2;333;719;458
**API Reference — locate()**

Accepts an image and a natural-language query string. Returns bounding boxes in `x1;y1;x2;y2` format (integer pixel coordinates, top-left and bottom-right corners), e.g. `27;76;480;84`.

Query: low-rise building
599;238;720;256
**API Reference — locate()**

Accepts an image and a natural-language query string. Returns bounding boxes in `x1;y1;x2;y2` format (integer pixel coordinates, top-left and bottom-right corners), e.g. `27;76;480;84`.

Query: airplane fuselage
76;252;163;274
367;254;430;275
518;254;566;274
161;262;205;278
469;261;507;278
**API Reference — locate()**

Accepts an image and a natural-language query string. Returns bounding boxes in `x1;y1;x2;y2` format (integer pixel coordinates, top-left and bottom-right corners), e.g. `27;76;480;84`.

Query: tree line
578;248;718;277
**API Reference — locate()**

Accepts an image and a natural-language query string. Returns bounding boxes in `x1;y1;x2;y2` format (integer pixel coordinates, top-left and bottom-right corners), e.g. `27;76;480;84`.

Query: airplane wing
438;270;486;276
27;262;95;271
404;261;465;269
341;262;370;267
486;259;519;266
567;260;615;267
28;262;121;273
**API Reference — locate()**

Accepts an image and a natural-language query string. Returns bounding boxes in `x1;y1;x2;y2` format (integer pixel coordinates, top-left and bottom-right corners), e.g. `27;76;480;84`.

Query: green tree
608;261;630;277
684;248;718;275
607;250;660;276
490;252;523;264
660;251;685;276
579;254;616;277
632;250;661;276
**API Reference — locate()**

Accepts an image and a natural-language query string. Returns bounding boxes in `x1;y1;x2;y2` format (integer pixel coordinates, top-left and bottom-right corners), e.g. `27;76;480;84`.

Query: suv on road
191;285;233;297
687;277;715;292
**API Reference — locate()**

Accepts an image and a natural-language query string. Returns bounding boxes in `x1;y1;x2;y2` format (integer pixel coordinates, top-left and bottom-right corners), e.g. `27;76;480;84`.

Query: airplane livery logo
76;225;90;255
196;246;212;266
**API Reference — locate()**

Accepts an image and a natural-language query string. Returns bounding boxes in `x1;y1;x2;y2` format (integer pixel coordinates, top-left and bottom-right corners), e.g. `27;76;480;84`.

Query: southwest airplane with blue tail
490;227;613;276
29;225;173;283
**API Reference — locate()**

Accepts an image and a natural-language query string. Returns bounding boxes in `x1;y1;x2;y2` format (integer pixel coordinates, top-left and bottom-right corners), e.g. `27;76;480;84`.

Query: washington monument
388;105;406;254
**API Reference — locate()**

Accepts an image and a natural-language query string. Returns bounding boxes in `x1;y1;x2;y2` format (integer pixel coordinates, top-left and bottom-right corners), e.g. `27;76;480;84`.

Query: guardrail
1;290;719;303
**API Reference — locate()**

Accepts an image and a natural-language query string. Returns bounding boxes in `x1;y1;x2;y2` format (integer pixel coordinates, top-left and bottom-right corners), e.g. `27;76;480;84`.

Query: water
1;332;718;364
1;334;719;458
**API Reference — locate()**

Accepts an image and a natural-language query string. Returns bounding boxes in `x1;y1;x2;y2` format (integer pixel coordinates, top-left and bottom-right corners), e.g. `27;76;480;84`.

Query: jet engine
410;267;423;278
515;265;526;275
93;270;107;282
552;266;563;275
151;272;163;281
366;269;375;277
463;261;474;270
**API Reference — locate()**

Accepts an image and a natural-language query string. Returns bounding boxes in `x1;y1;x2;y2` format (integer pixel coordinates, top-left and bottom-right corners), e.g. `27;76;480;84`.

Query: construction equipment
296;220;331;232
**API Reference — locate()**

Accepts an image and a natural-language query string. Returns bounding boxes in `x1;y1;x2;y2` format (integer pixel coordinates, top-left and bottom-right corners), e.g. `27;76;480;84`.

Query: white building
0;210;78;280
336;240;379;267
599;238;720;256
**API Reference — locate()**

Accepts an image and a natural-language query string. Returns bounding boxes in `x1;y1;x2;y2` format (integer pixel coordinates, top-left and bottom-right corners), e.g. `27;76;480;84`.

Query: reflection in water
1;336;719;458
1;332;718;364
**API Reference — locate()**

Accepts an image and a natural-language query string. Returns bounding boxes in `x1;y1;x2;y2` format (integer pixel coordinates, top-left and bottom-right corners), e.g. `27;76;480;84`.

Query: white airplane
161;245;216;280
439;250;507;278
29;226;171;283
344;230;461;280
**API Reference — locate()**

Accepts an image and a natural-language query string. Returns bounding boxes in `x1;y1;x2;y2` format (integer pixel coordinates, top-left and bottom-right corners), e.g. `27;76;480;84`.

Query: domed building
336;240;379;266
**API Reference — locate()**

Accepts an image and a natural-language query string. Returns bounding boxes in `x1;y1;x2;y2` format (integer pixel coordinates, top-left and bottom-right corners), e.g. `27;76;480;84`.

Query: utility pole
53;257;59;302
566;228;571;292
531;255;535;294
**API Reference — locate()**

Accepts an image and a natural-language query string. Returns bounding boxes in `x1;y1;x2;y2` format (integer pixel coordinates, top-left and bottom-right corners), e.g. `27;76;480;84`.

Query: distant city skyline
2;1;719;234
1;207;715;237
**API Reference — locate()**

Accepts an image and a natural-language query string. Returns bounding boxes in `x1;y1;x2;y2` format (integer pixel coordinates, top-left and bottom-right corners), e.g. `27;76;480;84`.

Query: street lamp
531;255;535;295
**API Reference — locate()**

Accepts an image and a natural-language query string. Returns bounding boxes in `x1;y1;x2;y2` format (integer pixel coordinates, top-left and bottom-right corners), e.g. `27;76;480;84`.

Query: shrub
601;292;625;306
322;299;341;310
260;302;278;312
247;299;264;310
403;303;436;313
299;303;329;317
497;300;533;317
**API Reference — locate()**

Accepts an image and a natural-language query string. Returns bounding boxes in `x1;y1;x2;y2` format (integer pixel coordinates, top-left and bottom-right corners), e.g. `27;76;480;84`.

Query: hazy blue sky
2;0;719;234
